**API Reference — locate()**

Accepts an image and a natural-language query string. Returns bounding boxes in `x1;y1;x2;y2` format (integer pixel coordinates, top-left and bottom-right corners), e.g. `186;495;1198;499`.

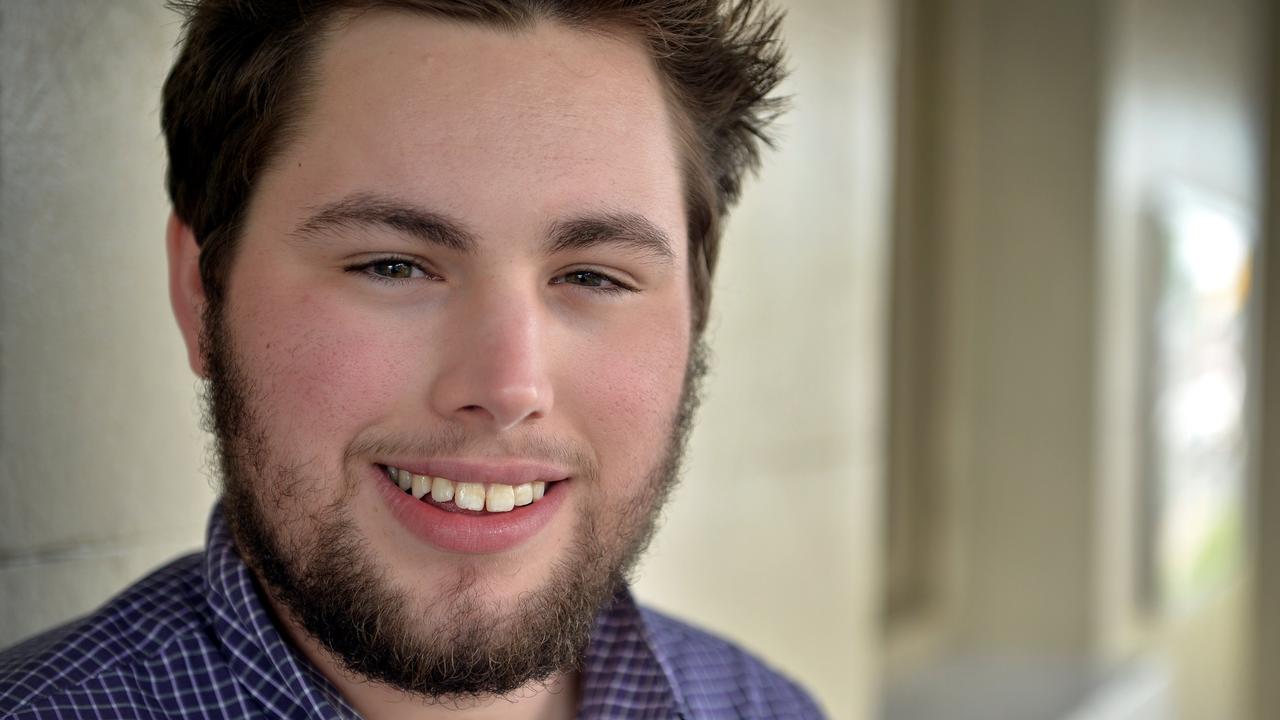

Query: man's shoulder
637;604;827;719
0;553;211;719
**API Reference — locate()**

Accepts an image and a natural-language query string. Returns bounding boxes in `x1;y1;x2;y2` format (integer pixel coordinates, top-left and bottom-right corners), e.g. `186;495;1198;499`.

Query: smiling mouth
380;465;557;514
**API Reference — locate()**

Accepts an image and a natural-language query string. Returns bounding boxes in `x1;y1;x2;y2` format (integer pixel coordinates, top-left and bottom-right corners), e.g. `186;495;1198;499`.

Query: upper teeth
387;466;547;513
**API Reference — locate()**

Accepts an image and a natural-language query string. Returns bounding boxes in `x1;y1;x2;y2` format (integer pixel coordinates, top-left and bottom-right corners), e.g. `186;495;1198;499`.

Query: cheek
568;313;691;484
227;284;412;460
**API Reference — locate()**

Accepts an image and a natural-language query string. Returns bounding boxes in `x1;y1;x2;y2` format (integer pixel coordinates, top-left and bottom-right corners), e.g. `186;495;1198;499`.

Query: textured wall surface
881;0;1268;717
633;0;892;716
0;1;213;646
0;2;890;718
1097;0;1269;717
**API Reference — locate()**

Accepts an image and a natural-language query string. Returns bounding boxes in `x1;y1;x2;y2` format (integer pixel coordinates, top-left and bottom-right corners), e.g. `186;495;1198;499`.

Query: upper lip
379;458;571;486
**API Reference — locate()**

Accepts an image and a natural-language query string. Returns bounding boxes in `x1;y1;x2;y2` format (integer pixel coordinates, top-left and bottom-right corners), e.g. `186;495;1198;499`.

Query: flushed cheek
569;323;690;495
227;287;414;461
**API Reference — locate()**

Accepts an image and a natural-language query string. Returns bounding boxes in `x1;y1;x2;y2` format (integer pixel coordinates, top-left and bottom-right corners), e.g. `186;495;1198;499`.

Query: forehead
252;10;687;246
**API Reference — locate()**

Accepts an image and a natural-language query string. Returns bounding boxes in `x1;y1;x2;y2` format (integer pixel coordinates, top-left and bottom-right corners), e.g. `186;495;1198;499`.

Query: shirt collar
580;587;687;718
202;505;360;719
200;504;684;719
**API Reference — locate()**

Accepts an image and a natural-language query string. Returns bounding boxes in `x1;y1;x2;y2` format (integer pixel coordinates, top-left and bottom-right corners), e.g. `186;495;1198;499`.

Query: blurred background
2;0;1279;718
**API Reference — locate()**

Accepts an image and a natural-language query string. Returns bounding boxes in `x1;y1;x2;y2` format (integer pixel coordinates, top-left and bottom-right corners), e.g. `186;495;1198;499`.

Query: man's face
194;11;696;697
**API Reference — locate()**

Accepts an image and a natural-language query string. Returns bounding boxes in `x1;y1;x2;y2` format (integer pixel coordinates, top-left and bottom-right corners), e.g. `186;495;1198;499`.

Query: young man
1;1;820;717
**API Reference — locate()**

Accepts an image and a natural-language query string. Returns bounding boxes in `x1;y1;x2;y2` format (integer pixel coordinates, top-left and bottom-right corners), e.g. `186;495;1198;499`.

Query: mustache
344;426;599;478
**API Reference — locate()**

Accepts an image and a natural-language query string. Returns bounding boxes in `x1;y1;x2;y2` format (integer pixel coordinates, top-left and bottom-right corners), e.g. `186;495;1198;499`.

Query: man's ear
167;212;208;378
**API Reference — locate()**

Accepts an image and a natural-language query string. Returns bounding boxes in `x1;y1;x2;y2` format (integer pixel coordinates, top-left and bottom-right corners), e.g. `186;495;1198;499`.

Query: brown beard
199;297;707;700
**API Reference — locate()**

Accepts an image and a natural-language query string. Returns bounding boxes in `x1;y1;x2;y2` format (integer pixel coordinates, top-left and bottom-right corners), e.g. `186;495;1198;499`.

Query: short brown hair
161;0;787;334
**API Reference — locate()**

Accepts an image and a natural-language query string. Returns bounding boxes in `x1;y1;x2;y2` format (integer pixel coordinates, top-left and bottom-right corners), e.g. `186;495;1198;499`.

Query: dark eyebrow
545;213;676;264
292;193;476;253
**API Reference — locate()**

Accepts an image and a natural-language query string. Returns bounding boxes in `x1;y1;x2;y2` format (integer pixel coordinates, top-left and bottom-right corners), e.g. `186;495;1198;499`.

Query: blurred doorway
882;0;1271;718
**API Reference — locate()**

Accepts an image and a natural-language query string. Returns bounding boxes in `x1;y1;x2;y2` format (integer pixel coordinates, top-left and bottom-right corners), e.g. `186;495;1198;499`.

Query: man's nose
427;289;554;433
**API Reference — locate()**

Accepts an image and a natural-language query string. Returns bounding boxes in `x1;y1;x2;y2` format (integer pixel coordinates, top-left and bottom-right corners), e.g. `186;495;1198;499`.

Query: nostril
437;379;552;431
457;405;496;419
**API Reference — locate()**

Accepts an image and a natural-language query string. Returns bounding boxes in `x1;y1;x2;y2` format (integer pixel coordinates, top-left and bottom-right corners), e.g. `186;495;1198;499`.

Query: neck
266;594;580;720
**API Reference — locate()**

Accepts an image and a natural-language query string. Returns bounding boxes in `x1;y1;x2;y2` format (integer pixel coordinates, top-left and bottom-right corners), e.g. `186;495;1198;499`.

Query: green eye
370;260;420;279
550;269;635;295
346;257;433;285
564;271;608;287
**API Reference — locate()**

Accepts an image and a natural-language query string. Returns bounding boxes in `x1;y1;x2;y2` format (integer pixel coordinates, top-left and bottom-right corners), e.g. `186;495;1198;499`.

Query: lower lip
372;467;567;554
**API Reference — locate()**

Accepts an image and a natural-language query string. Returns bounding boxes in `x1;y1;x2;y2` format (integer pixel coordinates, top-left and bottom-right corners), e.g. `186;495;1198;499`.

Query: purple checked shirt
0;507;824;719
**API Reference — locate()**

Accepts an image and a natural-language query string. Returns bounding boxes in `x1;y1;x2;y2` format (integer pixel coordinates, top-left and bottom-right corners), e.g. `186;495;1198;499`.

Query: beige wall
890;0;1105;661
0;2;892;718
884;1;1111;713
885;0;1269;717
1098;2;1268;719
634;0;893;716
0;2;214;643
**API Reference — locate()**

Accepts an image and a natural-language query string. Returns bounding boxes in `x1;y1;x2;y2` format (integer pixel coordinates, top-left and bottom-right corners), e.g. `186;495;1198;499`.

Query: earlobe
166;212;208;378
